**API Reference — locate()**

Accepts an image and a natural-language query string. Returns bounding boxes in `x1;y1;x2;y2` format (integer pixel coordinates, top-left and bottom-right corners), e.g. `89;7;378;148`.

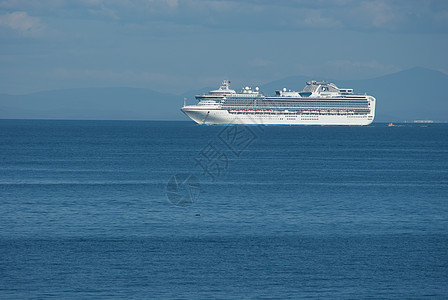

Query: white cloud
88;5;119;20
357;1;397;28
0;0;64;9
303;10;341;28
0;11;46;37
81;0;103;5
1;0;445;33
164;0;178;8
434;10;448;25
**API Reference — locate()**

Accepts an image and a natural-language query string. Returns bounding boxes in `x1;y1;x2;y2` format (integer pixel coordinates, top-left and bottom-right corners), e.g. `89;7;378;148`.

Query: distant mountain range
0;87;181;121
1;67;447;122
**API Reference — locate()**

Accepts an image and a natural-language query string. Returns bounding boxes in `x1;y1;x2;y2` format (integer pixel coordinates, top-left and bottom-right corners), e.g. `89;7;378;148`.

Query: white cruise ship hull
182;108;374;126
183;80;376;126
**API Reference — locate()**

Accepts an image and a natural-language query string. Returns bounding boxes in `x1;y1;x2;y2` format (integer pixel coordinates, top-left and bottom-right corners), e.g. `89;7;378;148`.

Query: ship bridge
195;80;236;106
300;81;353;97
208;80;236;95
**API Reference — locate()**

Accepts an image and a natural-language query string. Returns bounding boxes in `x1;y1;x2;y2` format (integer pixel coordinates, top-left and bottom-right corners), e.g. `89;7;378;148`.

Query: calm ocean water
0;119;447;299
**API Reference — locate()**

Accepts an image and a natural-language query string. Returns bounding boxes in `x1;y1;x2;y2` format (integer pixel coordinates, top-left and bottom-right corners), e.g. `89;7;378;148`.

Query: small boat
387;123;395;127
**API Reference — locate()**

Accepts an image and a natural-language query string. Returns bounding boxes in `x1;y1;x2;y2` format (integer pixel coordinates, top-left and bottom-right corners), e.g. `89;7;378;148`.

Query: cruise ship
181;80;375;125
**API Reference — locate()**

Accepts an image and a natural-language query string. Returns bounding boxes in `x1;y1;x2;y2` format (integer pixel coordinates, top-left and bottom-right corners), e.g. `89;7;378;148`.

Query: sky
1;0;447;94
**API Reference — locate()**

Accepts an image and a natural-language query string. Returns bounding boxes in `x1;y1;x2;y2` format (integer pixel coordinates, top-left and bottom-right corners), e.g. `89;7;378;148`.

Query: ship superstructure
181;80;375;125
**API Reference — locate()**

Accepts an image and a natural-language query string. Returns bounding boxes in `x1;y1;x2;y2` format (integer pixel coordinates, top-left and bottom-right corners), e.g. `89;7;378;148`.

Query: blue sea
0;120;447;299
